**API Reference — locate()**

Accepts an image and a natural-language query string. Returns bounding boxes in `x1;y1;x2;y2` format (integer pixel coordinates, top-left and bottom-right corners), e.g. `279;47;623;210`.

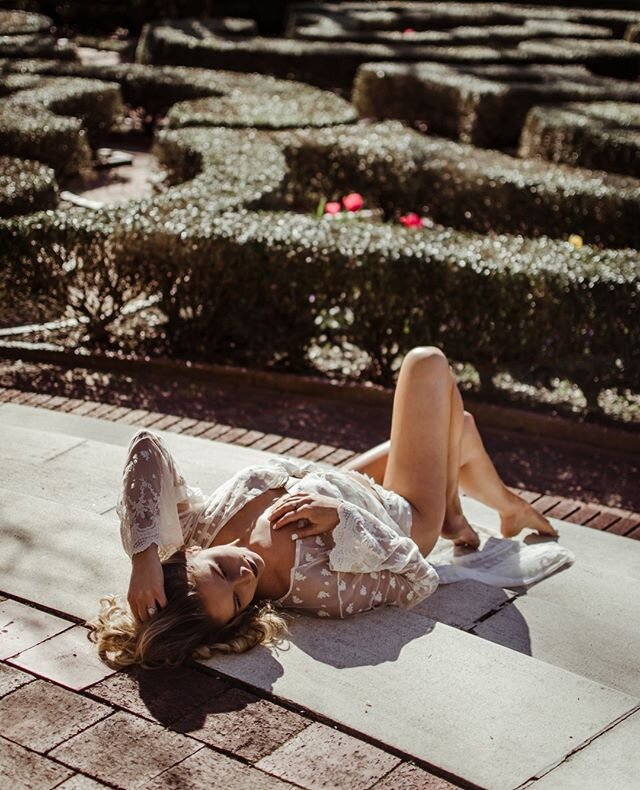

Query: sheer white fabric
116;429;440;616
116;429;574;619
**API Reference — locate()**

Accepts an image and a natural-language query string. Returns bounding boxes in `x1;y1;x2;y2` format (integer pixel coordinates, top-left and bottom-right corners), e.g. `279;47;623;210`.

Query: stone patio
1;401;639;789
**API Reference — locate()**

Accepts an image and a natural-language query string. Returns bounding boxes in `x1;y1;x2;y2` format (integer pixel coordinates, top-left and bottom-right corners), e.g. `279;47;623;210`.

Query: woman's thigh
382;346;454;555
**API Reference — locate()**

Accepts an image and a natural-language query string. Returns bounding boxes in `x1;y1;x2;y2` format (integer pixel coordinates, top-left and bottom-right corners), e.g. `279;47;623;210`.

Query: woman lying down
88;346;568;670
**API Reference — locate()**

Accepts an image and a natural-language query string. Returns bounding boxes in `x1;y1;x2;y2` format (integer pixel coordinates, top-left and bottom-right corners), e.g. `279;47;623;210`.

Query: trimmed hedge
0;32;76;60
0;9;50;35
0;154;57;217
139;16;621;91
1;205;637;396
353;62;640;148
518;36;640;79
0;123;637;400
276;121;640;249
519;101;640;178
291;13;612;46
0;76;122;176
1;58;358;126
292;3;640;39
166;84;357;130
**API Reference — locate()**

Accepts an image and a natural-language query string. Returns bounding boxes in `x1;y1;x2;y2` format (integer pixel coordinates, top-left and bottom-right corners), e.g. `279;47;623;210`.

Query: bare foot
500;496;559;539
442;513;481;549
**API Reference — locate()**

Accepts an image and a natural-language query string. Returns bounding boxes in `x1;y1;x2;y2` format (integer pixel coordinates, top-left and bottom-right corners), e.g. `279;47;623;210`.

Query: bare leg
458;410;558;538
344;366;557;540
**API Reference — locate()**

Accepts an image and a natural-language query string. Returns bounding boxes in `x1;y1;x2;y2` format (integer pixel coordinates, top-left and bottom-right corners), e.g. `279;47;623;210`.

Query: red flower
403;28;416;35
400;212;424;228
342;193;364;212
325;201;342;215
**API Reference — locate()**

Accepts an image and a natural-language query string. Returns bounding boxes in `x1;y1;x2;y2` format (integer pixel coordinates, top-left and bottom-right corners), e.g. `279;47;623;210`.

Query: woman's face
186;540;265;627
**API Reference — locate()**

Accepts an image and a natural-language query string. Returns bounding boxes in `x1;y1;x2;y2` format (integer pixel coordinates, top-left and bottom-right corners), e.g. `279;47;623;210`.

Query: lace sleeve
326;501;439;614
116;429;196;560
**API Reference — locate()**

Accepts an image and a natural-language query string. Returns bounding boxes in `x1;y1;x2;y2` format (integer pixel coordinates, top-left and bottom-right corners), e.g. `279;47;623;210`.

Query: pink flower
342;193;364;212
400;212;424;228
403;28;416;35
325;201;342;215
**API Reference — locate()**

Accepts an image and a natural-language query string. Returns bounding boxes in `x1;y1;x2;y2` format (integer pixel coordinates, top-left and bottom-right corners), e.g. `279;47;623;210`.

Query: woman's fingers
271;502;312;529
268;494;311;523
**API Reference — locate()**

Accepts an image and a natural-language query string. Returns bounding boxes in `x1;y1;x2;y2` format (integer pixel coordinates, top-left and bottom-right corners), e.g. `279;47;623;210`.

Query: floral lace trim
331;501;386;572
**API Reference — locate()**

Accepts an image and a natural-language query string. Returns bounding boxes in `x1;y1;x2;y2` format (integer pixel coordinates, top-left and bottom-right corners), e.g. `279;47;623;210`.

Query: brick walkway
2;385;639;541
0;596;457;789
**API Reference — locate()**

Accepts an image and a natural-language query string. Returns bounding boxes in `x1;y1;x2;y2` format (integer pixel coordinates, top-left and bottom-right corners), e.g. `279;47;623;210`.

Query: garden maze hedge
0;5;638;414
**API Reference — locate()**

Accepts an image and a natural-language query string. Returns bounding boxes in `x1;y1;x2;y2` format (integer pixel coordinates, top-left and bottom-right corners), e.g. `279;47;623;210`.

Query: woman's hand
267;492;341;540
127;544;167;623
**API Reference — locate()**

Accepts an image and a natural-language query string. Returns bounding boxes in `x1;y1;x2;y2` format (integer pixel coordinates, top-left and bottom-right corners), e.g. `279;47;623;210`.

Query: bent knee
403;346;450;379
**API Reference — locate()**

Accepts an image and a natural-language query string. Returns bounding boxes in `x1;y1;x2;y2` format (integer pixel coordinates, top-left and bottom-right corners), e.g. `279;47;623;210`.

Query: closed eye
217;561;240;613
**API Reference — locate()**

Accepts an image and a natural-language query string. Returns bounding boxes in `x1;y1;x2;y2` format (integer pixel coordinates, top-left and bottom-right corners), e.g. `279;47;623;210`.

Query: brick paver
0;736;74;787
8;626;116;690
147;747;297;789
172;685;311;762
0;662;34;698
56;774;111;788
0;598;72;659
372;760;460;789
87;665;228;725
255;721;401;789
0;680;111;752
49;710;202;788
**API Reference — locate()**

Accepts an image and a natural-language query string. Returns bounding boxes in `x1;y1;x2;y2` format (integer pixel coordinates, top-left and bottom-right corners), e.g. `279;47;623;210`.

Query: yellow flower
568;234;583;249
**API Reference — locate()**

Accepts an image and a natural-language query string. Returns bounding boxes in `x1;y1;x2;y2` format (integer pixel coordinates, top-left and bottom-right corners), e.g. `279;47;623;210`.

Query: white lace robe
117;429;440;618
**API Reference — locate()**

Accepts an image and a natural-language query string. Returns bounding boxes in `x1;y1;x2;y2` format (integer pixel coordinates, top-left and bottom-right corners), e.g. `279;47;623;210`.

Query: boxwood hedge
0;9;51;35
0;154;57;217
353;62;640;148
519;101;640;177
0;32;76;60
1;204;637;399
0;124;637;402
0;76;122;175
291;13;612;47
277;121;640;249
139;16;628;91
1;58;358;126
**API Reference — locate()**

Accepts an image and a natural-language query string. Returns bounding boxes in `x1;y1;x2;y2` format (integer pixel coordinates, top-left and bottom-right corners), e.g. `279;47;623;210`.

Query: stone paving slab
0;490;130;622
473;594;640;698
202;607;638;790
462;499;640;629
529;708;640;790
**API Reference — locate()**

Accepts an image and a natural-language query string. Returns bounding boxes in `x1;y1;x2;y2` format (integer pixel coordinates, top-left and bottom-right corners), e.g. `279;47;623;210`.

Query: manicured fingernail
290;533;298;541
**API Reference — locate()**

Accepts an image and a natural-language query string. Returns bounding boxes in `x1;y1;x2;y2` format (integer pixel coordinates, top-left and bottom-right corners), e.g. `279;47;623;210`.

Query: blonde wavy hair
85;549;293;670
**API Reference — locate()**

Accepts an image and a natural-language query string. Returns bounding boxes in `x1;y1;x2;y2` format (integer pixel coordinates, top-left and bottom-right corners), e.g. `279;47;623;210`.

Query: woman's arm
117;430;195;622
117;430;192;560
